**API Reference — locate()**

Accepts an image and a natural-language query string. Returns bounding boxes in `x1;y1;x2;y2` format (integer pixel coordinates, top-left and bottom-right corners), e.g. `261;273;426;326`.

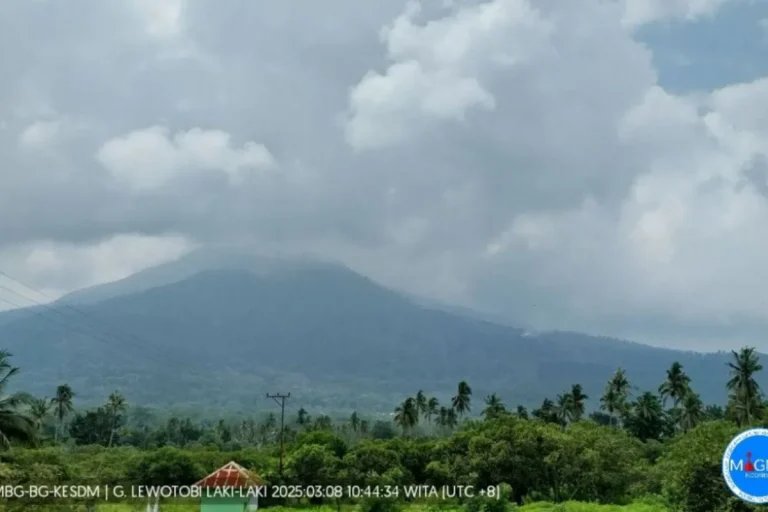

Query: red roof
194;461;265;488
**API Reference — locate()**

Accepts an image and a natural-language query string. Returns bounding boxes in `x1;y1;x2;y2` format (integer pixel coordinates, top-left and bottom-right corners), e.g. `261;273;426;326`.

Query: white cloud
2;0;768;350
476;75;768;344
133;0;185;39
621;0;734;28
0;234;194;307
345;0;552;150
18;120;61;149
96;126;277;191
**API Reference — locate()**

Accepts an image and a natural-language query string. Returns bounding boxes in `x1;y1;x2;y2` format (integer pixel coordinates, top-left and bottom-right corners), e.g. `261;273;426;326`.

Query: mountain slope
1;259;756;413
55;248;335;306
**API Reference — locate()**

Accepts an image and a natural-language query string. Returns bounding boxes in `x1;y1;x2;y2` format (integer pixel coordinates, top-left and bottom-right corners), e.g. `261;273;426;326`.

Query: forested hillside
0;348;764;511
0;253;761;411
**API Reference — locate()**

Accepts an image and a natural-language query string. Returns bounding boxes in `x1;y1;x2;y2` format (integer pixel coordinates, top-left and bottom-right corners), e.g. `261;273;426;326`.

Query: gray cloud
1;0;766;351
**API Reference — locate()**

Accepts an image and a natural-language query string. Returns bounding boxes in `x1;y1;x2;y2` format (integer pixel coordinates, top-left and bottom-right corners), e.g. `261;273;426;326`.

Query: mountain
0;251;757;414
56;248;333;306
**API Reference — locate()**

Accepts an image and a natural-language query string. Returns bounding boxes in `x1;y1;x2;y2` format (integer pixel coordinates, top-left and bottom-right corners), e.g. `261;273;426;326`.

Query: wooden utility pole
266;392;290;478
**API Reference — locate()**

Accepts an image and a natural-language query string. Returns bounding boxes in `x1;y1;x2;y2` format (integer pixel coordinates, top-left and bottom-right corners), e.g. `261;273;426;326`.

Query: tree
569;384;588;422
425;397;439;424
482;393;506;420
625;392;664;441
296;408;310;427
105;391;126;448
0;350;36;449
436;407;449;428
726;347;763;426
286;444;341;491
703;404;725;421
216;419;231;443
516;405;529;419
29;397;51;436
532;398;559;425
69;407;113;446
349;411;360;433
659;361;691;409
657;421;741;512
313;415;333;431
394;397;418;435
445;408;458;429
601;369;630;427
451;381;472;418
129;447;205;486
51;384;75;443
370;420;395;440
554;393;574;429
415;390;427;420
679;391;704;433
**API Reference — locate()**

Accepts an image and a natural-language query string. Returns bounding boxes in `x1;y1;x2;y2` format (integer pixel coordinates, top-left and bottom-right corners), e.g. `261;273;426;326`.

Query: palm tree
554;393;574;428
394;397;419;435
436;407;449;428
516;405;529;419
106;392;126;448
659;362;691;409
727;347;764;426
0;351;36;449
359;420;369;435
532;398;558;424
601;369;630;427
415;391;428;420
349;411;360;433
425;397;439;424
296;408;310;427
628;391;665;441
29;397;51;436
451;381;472;418
445;408;458;430
679;391;703;433
313;415;332;431
482;393;506;419
569;384;588;422
265;413;277;430
50;384;75;443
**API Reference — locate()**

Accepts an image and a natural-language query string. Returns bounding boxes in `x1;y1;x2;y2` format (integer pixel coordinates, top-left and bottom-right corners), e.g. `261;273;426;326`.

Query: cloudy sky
1;0;768;351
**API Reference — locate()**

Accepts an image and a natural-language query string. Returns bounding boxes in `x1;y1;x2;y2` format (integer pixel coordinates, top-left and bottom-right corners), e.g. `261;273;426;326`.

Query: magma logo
729;452;768;476
723;428;768;503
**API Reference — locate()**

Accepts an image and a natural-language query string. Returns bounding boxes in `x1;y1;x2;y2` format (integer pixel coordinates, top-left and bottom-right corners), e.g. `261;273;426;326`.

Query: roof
194;461;265;488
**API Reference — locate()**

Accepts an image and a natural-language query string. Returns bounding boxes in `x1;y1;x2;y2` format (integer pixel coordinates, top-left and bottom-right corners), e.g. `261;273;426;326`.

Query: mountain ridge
1;253;758;413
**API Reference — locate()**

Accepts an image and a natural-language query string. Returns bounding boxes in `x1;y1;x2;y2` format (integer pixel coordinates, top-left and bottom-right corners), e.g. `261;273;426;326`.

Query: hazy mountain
56;248;336;306
1;252;757;413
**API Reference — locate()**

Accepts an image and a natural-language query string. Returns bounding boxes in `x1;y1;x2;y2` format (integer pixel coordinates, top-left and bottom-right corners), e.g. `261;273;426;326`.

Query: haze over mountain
3;0;768;356
1;250;758;413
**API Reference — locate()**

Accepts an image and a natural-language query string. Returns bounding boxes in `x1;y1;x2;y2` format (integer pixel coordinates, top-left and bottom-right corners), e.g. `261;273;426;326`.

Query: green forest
1;347;766;511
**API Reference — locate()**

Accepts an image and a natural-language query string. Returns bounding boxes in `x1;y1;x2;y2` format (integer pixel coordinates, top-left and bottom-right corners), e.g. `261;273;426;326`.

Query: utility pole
266;392;290;478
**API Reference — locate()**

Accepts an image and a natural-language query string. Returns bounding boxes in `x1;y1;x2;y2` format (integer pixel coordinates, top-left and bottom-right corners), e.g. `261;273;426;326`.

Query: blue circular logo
723;428;768;503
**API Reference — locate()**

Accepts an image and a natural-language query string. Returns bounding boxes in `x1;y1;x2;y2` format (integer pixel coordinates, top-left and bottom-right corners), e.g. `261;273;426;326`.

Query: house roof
194;461;265;488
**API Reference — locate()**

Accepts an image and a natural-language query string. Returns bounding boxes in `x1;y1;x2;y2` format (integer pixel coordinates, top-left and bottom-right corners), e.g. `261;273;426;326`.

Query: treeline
0;347;766;511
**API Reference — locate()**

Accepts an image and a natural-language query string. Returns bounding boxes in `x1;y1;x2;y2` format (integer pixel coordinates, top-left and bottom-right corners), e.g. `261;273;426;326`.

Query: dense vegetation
1;347;766;511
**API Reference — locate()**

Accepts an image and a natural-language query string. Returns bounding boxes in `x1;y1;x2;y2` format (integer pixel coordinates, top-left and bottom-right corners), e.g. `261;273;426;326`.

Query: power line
0;295;169;369
0;270;173;352
0;271;206;369
0;282;111;339
266;392;291;478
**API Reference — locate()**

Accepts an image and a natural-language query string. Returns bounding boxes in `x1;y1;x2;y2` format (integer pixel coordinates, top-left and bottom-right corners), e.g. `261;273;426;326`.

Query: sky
1;0;768;352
